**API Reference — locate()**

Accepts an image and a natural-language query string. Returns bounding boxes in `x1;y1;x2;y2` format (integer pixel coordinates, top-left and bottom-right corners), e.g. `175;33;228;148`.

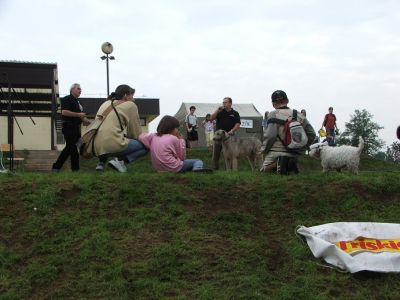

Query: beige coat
94;100;142;156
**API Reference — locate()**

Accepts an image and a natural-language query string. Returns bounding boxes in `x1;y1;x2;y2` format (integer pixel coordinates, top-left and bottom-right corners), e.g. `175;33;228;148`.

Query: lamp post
100;42;115;97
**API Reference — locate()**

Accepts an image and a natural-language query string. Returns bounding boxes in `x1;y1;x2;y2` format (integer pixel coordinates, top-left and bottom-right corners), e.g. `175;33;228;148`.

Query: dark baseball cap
271;90;288;102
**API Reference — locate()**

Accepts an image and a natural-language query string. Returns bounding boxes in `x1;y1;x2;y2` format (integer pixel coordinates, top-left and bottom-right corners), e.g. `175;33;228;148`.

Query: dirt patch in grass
186;184;259;216
57;182;81;200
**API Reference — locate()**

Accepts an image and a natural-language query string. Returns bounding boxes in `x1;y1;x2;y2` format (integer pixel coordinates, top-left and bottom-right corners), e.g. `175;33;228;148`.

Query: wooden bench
0;144;25;170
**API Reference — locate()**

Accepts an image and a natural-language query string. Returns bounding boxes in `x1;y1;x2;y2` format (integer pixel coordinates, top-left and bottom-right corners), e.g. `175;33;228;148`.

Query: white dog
213;130;262;171
308;137;364;174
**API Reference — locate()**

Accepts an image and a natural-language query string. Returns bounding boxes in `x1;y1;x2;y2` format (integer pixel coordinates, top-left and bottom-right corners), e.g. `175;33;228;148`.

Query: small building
0;61;160;150
79;97;159;131
0;60;59;150
174;102;263;147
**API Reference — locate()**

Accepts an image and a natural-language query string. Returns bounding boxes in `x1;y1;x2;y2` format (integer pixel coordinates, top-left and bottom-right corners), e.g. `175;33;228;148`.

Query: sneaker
193;168;214;173
96;162;105;171
108;158;127;173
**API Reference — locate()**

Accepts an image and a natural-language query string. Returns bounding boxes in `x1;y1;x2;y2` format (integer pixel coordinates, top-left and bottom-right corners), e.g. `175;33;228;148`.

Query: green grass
0;149;400;299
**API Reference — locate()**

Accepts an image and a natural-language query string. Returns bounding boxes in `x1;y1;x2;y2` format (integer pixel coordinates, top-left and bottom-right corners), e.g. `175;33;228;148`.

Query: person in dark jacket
209;97;241;170
52;83;87;172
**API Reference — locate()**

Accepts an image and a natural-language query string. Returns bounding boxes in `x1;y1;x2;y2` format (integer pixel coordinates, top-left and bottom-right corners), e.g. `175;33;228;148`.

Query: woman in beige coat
94;84;148;172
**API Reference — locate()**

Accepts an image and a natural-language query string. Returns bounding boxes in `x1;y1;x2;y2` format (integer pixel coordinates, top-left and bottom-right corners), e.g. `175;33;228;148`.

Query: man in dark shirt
209;97;241;170
52;83;87;172
321;107;338;146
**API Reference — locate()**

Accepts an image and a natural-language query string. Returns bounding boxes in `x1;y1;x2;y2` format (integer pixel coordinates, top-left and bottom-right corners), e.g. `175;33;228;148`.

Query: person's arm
260;123;278;154
210;106;223;121
228;111;241;135
184;115;191;131
334;115;338;130
228;123;240;135
61;109;86;119
304;122;317;147
125;103;142;139
171;134;186;161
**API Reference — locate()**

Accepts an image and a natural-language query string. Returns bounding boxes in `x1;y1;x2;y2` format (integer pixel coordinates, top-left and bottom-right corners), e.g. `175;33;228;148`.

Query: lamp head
101;42;113;54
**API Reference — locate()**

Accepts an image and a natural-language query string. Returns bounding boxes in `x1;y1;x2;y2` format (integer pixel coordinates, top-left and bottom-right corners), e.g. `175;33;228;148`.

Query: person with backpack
321;106;338;146
260;90;316;174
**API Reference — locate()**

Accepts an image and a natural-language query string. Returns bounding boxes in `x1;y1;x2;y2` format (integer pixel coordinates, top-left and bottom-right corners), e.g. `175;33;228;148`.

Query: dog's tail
357;136;364;154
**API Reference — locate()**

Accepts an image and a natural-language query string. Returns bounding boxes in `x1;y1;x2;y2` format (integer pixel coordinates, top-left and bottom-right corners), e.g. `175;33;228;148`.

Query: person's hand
82;117;92;126
77;112;87;119
228;130;234;136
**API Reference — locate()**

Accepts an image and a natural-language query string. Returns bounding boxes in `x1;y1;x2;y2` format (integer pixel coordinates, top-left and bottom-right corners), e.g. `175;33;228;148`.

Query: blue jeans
101;139;148;163
326;129;336;146
179;159;203;173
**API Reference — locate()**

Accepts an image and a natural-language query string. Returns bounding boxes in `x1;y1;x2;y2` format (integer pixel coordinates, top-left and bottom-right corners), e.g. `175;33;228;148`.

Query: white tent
174;102;263;147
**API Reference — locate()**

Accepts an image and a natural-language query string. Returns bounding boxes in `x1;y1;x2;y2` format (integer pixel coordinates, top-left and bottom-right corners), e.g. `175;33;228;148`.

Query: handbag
78;101;124;159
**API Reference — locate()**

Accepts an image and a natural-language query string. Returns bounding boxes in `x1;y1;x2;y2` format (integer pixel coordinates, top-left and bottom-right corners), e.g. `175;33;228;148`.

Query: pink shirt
139;133;186;172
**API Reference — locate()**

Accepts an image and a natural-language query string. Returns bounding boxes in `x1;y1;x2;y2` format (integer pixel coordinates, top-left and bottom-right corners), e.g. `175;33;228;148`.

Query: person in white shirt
185;106;198;148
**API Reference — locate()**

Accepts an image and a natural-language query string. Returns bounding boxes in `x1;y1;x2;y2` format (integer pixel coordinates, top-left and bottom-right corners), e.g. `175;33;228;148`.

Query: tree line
334;109;399;163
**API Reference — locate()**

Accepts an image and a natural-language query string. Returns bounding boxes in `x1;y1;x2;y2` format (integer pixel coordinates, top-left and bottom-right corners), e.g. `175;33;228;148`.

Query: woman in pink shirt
140;116;211;173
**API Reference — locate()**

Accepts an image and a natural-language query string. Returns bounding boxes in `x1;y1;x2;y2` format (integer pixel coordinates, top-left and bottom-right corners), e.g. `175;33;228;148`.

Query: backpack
268;109;308;150
78;101;124;159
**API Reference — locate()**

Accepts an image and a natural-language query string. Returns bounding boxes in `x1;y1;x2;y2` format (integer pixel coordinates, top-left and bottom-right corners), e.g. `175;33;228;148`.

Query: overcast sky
1;0;399;147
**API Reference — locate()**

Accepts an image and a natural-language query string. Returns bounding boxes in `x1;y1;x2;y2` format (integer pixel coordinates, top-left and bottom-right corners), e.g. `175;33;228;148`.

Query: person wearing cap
260;90;316;174
209;97;241;170
321;107;338;146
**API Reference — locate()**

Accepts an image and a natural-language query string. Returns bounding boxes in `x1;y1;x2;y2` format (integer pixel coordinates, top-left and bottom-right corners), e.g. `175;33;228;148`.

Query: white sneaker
108;158;127;173
96;162;105;171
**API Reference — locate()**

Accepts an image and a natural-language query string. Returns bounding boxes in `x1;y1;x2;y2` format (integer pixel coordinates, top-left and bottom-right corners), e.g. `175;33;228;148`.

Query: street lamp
100;42;115;97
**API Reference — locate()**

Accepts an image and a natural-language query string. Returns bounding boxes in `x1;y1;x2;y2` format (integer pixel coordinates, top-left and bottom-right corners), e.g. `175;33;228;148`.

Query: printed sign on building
241;119;253;129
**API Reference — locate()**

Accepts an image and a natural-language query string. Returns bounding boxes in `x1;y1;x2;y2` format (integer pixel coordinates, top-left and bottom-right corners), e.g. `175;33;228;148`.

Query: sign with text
240;119;253;128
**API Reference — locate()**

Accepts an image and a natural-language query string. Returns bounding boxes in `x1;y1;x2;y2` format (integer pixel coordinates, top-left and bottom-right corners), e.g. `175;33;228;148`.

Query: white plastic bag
297;222;400;273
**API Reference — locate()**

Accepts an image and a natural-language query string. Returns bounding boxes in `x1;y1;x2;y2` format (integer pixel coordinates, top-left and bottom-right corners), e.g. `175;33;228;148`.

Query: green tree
336;109;384;155
385;141;400;163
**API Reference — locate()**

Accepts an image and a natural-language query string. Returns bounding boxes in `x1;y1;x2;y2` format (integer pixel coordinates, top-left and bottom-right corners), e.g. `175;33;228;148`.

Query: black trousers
53;125;81;171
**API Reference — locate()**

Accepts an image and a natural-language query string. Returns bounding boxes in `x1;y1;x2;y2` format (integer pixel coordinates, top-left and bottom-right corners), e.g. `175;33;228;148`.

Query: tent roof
179;102;262;118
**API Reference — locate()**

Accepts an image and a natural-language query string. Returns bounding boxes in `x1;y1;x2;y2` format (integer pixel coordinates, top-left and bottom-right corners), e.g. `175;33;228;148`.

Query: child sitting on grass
139;116;212;173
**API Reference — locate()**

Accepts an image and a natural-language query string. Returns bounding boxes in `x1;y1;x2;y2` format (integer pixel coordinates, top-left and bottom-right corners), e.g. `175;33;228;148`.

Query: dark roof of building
79;97;160;117
0;61;58;88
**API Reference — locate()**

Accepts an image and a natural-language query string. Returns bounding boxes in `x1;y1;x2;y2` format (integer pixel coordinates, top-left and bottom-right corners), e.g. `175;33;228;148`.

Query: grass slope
1;148;400;299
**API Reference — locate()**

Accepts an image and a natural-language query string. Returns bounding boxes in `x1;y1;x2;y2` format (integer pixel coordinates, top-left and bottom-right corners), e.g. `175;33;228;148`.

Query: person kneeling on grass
93;84;148;173
139;115;212;173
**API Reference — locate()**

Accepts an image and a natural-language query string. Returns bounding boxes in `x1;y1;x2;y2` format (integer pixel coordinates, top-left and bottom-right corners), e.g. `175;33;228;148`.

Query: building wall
0;116;52;150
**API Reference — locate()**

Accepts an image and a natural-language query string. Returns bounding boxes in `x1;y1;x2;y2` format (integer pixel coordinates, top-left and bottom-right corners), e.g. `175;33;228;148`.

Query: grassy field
1;148;400;299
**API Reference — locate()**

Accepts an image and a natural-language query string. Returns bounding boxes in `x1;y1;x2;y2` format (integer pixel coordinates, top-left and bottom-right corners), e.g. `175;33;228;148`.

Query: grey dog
213;129;262;171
